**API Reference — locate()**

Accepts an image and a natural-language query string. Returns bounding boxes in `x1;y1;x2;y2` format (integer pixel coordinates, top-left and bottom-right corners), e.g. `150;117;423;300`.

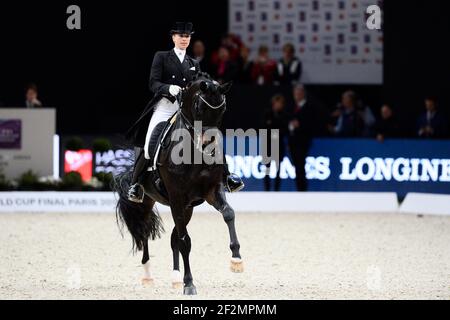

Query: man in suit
262;94;289;191
288;85;316;191
417;96;448;138
126;22;243;203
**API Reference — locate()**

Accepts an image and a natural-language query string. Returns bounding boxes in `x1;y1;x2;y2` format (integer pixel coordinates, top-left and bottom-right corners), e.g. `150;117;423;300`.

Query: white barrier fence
399;193;450;216
1;191;448;216
0;192;117;213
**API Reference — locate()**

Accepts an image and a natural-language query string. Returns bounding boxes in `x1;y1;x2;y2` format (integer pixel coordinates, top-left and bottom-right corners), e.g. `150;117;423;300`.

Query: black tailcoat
126;49;201;147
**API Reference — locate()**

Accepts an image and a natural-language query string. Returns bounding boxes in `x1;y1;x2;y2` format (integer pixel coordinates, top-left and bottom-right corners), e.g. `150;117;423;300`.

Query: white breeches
144;98;179;159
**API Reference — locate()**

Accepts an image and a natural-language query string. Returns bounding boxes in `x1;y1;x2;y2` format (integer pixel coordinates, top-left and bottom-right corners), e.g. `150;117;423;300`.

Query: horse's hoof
230;258;244;273
172;282;183;289
141;278;154;287
183;285;197;295
171;270;183;289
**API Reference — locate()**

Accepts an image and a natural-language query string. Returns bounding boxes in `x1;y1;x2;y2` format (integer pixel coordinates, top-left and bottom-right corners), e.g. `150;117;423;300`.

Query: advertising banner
0;119;21;149
229;0;383;84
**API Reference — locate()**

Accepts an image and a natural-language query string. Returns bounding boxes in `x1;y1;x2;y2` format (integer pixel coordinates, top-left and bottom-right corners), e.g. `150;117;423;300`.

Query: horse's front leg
207;188;243;273
170;203;197;295
170;227;183;289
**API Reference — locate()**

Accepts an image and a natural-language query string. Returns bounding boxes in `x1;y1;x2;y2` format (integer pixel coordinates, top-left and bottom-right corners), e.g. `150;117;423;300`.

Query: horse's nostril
200;81;208;92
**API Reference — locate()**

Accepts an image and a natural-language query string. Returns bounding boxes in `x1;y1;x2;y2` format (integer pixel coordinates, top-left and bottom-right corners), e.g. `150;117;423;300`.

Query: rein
178;91;224;157
178;110;214;156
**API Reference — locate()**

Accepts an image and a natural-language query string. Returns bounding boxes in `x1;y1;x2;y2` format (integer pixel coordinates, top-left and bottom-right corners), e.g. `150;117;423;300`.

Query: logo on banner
0;119;22;149
64;149;93;182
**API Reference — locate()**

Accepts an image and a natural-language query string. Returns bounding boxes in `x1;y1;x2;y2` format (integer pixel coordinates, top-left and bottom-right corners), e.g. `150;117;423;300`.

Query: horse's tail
112;168;164;252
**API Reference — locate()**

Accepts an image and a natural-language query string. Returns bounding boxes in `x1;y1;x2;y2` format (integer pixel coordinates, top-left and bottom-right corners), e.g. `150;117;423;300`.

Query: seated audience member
25;83;42;108
375;104;400;142
251;45;277;86
211;47;238;84
274;43;302;86
329;90;364;137
236;45;253;84
288;85;316;191
192;40;210;74
417;96;448;138
262;94;289;192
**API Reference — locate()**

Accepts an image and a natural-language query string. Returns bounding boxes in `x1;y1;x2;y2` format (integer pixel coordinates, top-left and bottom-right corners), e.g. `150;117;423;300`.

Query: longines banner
228;0;383;84
225;138;450;197
65;138;449;197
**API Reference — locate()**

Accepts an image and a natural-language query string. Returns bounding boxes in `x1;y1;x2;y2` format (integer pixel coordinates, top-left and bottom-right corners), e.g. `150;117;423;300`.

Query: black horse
114;73;243;295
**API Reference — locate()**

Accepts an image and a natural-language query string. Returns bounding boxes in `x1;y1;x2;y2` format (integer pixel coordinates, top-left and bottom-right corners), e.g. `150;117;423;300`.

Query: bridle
196;92;226;110
178;88;225;156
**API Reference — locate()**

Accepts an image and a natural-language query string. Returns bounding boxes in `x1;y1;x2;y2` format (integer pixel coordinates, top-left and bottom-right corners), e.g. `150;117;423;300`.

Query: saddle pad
149;112;178;171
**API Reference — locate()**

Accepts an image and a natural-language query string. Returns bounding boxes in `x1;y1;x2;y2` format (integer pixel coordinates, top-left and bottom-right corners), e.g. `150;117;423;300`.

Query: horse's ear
219;81;233;94
200;81;209;93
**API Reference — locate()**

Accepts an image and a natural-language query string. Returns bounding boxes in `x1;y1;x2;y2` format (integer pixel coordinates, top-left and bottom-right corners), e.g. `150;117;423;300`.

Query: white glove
169;85;181;97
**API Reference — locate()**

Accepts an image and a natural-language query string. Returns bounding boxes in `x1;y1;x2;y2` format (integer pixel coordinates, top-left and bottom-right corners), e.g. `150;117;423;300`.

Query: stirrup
225;174;245;193
127;183;145;203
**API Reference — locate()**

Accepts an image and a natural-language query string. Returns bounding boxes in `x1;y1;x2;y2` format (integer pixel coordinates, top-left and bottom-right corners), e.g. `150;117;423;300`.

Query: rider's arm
149;52;170;95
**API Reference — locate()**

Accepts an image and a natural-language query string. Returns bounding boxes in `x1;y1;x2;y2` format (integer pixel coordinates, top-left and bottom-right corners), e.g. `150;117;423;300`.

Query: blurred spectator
236;45;253;84
211;33;243;66
329;90;364;137
211;47;238;84
219;34;242;61
417;96;448;138
358;102;376;137
251;45;277;86
262;94;289;191
375;104;400;142
192;40;210;74
288;85;316;191
25;83;42;108
274;43;302;86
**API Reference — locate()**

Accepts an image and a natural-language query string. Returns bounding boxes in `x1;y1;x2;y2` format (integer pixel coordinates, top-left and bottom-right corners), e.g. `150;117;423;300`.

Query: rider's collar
173;47;186;62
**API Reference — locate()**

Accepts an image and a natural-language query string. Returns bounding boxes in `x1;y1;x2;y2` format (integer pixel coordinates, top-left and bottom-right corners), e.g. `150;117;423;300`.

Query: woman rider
126;22;244;203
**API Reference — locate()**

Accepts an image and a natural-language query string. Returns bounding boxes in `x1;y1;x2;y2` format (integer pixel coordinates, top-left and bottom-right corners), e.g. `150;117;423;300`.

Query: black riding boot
128;150;151;203
223;154;244;192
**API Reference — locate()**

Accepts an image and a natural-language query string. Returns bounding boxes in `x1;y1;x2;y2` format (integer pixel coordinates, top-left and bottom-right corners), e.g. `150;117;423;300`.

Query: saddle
143;112;179;205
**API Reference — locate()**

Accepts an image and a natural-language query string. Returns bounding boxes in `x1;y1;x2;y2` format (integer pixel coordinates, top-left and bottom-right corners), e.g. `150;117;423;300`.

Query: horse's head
182;73;232;129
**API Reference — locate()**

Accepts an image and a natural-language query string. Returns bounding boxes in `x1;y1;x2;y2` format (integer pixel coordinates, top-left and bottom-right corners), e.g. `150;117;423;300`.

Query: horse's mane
191;71;214;83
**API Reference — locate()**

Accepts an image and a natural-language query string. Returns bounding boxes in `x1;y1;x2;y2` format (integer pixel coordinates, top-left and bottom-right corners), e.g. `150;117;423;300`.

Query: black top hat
170;22;195;35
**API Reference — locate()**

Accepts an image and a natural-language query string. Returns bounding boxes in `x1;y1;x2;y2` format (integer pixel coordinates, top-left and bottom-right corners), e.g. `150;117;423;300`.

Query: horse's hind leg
207;188;243;273
141;197;158;286
141;240;154;286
